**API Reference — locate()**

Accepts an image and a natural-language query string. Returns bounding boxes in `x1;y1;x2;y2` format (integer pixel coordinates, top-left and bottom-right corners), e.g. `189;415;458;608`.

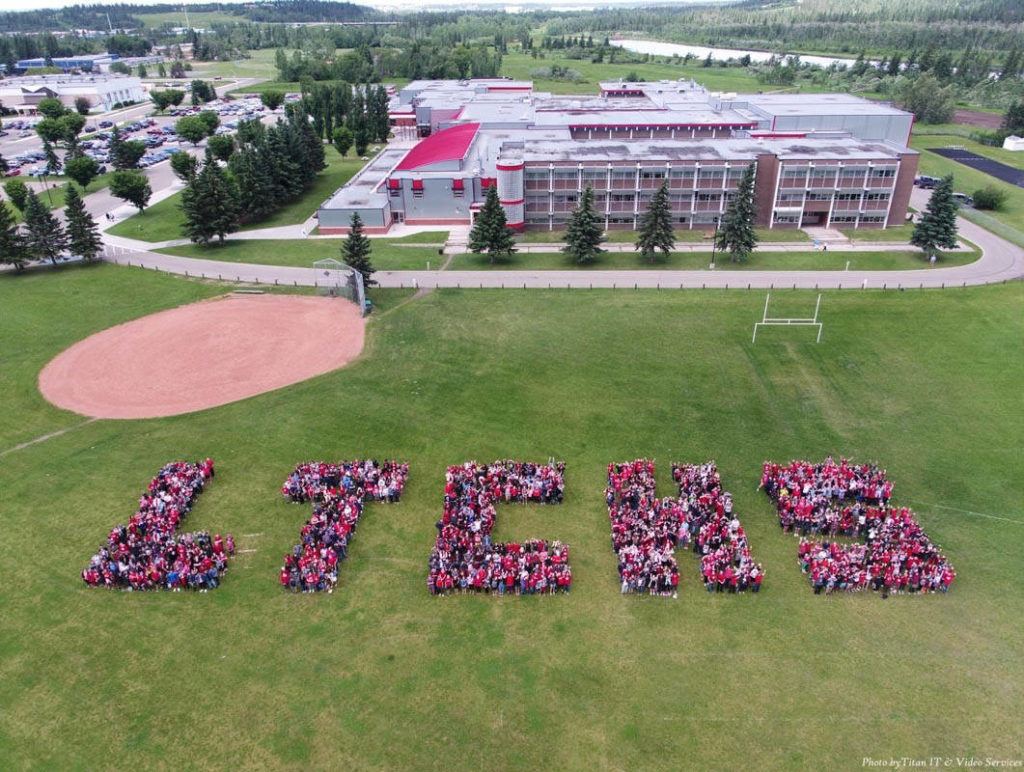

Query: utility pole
105;12;113;34
183;5;191;31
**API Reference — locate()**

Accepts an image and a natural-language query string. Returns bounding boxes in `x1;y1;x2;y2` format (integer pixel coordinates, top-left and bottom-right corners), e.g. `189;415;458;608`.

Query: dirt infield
39;294;365;419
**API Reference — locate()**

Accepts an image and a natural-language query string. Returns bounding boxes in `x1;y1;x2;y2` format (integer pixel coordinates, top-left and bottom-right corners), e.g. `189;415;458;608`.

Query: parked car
4;168;21;177
952;192;975;207
914;175;940;189
99;120;113;128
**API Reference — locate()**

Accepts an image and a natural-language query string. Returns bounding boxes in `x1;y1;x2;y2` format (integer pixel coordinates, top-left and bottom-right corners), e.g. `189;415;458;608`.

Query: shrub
972;185;1008;211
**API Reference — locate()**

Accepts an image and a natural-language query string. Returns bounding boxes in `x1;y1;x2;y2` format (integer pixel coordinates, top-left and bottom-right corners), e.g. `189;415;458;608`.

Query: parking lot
3;96;279;179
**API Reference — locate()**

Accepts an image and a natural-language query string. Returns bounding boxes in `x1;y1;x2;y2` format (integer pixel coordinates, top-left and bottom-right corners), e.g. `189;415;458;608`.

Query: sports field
1;265;1022;769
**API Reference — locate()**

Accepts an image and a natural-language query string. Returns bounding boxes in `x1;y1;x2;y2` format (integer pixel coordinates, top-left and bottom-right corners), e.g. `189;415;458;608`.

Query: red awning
452;179;464;191
387;178;400;189
481;177;496;188
412;179;424;191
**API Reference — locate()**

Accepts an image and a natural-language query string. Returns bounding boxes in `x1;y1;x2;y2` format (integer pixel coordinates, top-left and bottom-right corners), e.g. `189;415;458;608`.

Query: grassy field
190;49;282;80
498;52;828;96
156;237;446;271
910;133;1024;247
108;153;370;243
0;264;1021;769
136;9;241;27
517;228;811;244
448;246;978;272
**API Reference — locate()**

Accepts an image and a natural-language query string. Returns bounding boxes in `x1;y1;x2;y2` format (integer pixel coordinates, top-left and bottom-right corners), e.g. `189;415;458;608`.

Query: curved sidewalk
101;209;1023;291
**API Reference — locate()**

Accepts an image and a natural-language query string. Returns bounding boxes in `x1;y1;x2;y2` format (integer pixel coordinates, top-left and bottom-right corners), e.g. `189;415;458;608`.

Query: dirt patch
953;109;1003;130
39;294;365;419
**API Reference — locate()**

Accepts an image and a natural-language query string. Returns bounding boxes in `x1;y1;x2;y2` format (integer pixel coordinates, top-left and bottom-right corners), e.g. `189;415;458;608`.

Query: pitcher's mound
39;294;365;419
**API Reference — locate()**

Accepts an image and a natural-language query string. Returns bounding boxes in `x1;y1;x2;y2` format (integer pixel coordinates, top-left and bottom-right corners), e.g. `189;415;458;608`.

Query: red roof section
394;122;480;171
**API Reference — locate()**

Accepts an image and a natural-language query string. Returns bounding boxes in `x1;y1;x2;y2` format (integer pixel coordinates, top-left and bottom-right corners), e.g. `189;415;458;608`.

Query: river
610;38;872;71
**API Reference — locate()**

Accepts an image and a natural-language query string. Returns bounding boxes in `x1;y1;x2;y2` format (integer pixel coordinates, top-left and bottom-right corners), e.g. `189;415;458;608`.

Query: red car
4;168;21;177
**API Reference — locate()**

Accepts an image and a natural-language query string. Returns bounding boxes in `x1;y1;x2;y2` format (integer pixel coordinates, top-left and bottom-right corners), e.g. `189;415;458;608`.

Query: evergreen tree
715;163;758;263
63;184;102;261
911;175;959;258
341;212;376;286
354;126;369;157
562;186;604;264
467;185;516;264
22;190;67;264
181;152;240;245
0;200;27;271
228;146;275;223
635;181;675;263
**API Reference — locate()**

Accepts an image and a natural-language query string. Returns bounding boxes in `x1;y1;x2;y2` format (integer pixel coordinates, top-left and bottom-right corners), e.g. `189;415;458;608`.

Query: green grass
499;52;827;96
136;9;241;26
517;228;810;244
189;49;282;80
839;224;916;243
7;174;113;223
910;134;1024;246
107;153;370;243
449;246;978;271
155;238;444;271
0;264;1021;768
911;128;1024;171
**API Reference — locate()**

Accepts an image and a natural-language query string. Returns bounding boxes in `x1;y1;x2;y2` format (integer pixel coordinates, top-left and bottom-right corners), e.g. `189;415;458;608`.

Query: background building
0;74;146;114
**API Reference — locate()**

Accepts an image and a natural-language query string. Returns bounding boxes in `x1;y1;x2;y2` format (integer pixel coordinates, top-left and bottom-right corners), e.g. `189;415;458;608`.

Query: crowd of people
606;460;763;596
761;457;955;595
82;459;233;591
428;461;571;595
607;460;682;596
279;460;409;593
673;463;764;593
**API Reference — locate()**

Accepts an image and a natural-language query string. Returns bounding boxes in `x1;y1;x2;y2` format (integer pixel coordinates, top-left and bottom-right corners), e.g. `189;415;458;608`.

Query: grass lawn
108;152;370;243
0;264;1021;768
449;246;978;271
136;9;240;26
189;49;282;80
911;126;1024;171
910;134;1024;247
840;224;916;243
7;174;113;223
499;52;827;96
517;228;810;244
155;238;444;271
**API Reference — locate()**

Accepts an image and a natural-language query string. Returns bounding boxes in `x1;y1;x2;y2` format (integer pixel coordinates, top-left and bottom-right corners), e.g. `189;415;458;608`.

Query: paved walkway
101;210;1022;290
93;184;1023;291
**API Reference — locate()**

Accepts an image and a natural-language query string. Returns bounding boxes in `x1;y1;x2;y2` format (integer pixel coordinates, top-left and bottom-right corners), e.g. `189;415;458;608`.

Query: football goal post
752;293;823;343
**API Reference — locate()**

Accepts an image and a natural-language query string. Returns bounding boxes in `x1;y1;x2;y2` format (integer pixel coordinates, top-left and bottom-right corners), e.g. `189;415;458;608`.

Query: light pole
39;171;54;207
709;215;720;269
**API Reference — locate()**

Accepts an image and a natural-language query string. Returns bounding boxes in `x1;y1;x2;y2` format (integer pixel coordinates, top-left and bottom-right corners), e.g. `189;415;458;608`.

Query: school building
317;78;918;234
